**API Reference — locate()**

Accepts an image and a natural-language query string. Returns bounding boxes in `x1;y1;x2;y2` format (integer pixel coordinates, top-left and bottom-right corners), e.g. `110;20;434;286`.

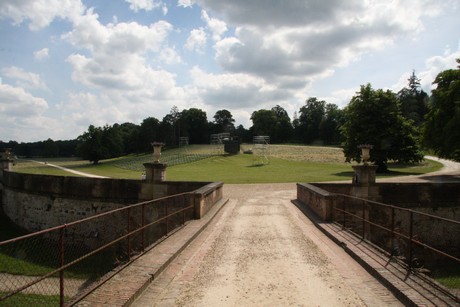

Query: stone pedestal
0;157;14;182
351;164;380;201
143;162;167;183
352;164;377;185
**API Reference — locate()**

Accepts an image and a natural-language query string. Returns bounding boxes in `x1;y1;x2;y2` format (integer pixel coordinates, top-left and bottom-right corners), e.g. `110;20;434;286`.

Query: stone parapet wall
3;171;147;201
1;171;221;235
296;181;460;260
296;183;337;221
193;182;224;218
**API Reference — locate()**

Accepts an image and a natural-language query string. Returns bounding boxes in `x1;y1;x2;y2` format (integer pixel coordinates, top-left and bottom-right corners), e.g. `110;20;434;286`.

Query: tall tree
76;125;106;164
423;59;460;161
180;108;209;144
213;109;235;133
319;103;344;145
271;105;293;143
250;109;277;137
342;84;423;172
77;124;125;163
297;97;326;144
138;117;161;152
397;70;429;127
234;124;251;143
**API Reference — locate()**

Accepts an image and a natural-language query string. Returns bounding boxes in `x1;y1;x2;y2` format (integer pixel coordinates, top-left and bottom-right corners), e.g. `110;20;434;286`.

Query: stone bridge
77;183;458;306
1;154;459;306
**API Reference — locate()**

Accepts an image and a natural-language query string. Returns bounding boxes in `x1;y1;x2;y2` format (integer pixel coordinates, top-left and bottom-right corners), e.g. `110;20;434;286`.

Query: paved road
133;184;402;306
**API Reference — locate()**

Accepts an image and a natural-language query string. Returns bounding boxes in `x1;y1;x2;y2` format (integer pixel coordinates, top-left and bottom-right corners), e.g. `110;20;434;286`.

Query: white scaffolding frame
252;135;270;165
210;133;230;155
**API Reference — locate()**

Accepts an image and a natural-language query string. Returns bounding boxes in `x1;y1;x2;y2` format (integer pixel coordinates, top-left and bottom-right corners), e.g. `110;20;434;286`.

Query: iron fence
0;192;194;306
334;194;460;302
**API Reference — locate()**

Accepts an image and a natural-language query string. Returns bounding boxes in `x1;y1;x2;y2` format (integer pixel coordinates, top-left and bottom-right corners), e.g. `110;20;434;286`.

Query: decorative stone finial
151;142;165;163
358;144;373;165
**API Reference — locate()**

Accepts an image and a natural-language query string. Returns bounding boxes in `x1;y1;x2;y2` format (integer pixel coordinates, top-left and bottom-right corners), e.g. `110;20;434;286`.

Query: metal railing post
165;201;169;235
409;211;413;269
182;194;186;224
342;200;346;229
141;203;145;252
127;207;131;261
391;206;395;256
362;200;366;240
59;227;65;307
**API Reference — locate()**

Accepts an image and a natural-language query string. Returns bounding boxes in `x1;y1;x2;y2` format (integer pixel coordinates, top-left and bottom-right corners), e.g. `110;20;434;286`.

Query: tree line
1;59;459;169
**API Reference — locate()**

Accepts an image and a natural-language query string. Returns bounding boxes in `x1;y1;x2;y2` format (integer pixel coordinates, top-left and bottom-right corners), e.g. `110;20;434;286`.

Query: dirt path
28;160;109;178
134;184;402;306
379;155;460;183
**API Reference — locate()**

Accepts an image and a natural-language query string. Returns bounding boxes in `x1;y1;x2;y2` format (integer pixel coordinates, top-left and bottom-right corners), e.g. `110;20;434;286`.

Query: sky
0;0;459;142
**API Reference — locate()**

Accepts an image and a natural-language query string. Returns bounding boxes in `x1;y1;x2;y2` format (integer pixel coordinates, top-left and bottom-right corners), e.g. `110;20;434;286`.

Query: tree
397;71;429;127
76;125;124;164
298;97;326;144
423;59;460;161
180;108;209;144
341;84;423;172
138;117;161;152
76;125;105;164
234;124;251;143
115;122;139;154
270;105;293;143
250;109;277;137
319;104;344;145
213;109;235;133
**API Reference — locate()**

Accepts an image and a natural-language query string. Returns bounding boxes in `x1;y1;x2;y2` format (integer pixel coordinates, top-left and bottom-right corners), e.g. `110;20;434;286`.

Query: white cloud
189;66;291;109
0;0;84;30
391;48;460;93
59;8;188;132
34;48;49;60
178;0;194;8
2;66;48;90
201;10;227;41
0;83;48;117
159;47;183;65
63;9;174;91
185;27;207;53
162;4;168;15
202;0;448;91
125;0;164;12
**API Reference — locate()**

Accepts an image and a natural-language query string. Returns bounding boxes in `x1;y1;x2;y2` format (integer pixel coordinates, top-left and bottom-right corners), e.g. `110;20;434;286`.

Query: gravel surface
177;188;364;306
135;183;402;306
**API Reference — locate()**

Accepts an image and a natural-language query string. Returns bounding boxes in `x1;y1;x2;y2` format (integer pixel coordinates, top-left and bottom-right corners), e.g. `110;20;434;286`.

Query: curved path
380;156;460;183
27;160;108;178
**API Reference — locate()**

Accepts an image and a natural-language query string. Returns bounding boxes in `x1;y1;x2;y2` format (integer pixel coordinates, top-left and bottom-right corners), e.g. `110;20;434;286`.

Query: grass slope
12;145;443;183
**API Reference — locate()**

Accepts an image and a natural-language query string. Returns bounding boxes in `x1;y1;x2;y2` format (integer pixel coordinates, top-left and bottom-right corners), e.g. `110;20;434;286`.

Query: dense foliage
341;84;423;171
423;59;460;161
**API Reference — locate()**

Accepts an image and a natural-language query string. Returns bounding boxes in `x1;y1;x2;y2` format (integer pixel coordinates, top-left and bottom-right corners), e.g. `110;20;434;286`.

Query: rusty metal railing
334;194;460;301
0;192;194;306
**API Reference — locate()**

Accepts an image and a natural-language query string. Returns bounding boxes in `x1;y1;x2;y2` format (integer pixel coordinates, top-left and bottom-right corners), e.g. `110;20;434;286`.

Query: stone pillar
0;149;14;182
143;162;167;183
351;164;380;200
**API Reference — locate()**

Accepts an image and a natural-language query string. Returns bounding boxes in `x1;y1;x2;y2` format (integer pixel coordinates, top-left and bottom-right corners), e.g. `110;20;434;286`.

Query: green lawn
12;145;443;183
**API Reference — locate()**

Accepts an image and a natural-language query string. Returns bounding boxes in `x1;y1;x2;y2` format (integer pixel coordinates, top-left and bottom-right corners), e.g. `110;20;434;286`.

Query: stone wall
296;183;337;221
0;170;220;234
298;182;460;220
194;182;224;218
296;181;460;259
